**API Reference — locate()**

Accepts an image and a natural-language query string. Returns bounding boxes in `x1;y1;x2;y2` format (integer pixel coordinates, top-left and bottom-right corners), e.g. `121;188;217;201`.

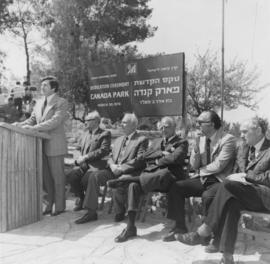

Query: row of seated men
61;110;269;264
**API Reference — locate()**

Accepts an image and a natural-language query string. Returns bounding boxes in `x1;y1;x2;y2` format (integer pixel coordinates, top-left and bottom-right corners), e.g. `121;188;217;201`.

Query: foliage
0;51;7;91
5;0;41;84
0;0;13;32
33;0;156;121
186;50;266;117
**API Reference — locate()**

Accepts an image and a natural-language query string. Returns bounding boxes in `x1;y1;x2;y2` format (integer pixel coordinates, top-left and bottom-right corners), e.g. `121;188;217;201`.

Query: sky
1;0;270;123
135;0;270;123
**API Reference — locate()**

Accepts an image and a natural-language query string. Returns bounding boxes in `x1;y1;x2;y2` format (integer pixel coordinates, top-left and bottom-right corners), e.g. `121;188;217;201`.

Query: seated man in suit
163;110;236;242
74;112;148;224
176;116;270;264
108;116;188;242
66;110;111;211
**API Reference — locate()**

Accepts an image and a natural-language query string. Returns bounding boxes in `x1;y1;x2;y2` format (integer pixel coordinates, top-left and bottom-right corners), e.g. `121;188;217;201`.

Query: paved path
1;199;270;264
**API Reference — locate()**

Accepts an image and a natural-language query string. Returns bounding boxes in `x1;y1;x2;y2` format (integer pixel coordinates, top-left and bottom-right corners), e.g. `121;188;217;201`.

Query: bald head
121;113;138;135
160;116;176;139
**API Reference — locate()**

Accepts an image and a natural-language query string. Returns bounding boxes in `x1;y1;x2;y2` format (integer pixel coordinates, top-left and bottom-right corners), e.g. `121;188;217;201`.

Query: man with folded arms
163;110;236;242
74;112;148;224
66;110;111;211
177;117;270;264
108;116;188;242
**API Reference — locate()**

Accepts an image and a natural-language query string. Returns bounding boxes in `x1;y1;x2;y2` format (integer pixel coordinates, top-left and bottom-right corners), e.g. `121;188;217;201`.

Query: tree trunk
21;20;30;85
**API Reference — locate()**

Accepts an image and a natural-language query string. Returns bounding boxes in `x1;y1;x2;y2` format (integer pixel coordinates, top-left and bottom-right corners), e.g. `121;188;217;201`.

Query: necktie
41;97;47;115
161;138;168;150
200;138;212;185
249;146;256;162
206;138;211;164
117;136;128;164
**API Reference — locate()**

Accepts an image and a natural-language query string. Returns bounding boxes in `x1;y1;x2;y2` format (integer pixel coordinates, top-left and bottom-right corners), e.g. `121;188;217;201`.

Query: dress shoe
51;210;65;216
162;227;187;242
175;231;206;245
75;212;98;224
114;226;137;243
114;213;125;222
107;179;127;189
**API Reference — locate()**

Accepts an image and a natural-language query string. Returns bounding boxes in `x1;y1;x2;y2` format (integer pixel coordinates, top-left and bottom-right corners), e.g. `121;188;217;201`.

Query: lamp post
221;0;225;121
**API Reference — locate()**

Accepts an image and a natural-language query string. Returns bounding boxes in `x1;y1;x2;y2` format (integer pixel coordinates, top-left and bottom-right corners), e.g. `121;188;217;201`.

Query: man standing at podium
19;76;69;216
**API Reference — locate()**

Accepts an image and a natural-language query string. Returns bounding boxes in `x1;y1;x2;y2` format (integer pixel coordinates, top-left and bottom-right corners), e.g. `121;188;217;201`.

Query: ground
1;198;270;264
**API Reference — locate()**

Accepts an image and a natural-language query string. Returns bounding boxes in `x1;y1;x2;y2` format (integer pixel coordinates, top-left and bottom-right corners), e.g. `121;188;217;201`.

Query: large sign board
88;53;185;119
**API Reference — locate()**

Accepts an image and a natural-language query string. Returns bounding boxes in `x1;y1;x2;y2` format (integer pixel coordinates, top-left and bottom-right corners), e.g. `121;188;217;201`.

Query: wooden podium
0;122;50;232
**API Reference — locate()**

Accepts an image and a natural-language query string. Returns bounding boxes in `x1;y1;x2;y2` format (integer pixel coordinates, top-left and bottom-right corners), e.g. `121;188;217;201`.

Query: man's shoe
107;179;127;189
162;227;187;242
114;213;125;222
75;212;98;224
114;226;137;243
175;231;204;245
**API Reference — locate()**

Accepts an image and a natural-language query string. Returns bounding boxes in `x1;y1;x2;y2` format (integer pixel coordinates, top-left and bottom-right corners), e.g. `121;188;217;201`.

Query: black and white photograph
0;1;270;263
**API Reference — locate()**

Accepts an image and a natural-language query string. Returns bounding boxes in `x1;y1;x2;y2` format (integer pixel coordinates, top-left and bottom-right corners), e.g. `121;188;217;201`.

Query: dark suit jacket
244;138;270;210
78;127;111;172
141;134;188;180
109;131;149;176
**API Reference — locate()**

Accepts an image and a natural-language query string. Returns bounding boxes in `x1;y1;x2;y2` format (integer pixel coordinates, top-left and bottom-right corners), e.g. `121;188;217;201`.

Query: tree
36;0;156;120
186;50;266;117
6;0;41;85
0;51;7;91
0;0;13;32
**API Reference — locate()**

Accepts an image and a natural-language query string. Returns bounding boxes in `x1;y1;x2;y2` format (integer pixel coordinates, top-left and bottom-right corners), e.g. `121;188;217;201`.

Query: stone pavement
0;199;270;264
